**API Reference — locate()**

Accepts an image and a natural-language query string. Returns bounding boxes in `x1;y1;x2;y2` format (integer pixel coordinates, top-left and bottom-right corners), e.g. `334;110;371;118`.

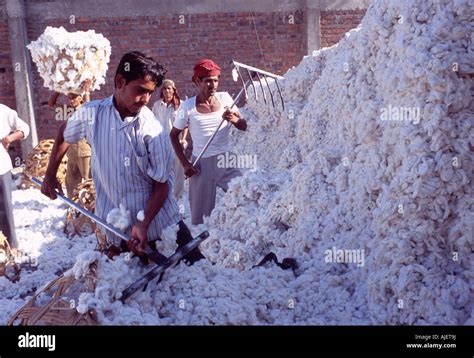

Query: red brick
0;7;366;141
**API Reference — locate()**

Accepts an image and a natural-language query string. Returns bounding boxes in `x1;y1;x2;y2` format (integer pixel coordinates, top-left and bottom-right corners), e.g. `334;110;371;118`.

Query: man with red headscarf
171;59;247;225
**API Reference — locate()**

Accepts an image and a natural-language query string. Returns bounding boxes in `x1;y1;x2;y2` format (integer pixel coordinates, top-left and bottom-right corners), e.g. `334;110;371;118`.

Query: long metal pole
191;86;246;167
30;176;129;242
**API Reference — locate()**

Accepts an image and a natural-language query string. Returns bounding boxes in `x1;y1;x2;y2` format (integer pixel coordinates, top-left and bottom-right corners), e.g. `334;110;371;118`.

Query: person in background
170;59;247;225
0;104;30;248
152;79;188;199
48;79;92;198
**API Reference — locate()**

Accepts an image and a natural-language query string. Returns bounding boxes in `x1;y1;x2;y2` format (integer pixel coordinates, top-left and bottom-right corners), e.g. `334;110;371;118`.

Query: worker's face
67;93;84;108
162;85;174;103
115;75;157;115
196;76;219;97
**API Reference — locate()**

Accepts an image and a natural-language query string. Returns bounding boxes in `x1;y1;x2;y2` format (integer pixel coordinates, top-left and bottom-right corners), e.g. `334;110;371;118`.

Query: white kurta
152;99;175;132
0;104;30;175
174;92;235;158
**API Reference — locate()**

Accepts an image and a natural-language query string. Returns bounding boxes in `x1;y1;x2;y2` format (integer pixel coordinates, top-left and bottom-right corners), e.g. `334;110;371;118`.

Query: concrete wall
0;0;15;109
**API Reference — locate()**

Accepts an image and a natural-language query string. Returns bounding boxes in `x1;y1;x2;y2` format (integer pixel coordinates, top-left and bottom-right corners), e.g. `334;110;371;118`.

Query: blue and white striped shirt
64;95;179;244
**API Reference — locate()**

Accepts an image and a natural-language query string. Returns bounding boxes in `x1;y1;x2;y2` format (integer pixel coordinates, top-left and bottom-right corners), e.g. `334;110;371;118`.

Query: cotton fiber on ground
3;0;472;325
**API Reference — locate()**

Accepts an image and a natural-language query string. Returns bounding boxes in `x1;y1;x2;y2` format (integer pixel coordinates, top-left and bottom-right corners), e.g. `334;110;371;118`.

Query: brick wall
0;0;15;110
0;0;23;164
1;3;366;142
320;9;366;48
27;10;305;140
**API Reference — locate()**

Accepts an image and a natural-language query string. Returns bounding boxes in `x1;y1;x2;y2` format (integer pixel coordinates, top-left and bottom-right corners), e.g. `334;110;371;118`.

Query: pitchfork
190;60;285;169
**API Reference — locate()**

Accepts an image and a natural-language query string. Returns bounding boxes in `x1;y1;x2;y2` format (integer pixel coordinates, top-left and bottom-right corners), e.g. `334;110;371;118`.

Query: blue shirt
64;95;179;243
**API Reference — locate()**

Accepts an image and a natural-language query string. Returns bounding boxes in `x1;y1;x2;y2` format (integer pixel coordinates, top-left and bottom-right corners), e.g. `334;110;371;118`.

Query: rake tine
246;68;258;102
274;78;285;110
232;67;239;82
232;60;284;80
255;72;267;105
235;65;249;102
263;74;276;109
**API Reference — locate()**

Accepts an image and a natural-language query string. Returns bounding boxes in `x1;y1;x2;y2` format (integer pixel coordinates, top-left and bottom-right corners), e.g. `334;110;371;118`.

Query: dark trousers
0;172;17;248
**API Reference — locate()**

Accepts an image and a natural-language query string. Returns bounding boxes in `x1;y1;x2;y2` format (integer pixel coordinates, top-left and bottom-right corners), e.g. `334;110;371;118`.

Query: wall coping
21;0;368;20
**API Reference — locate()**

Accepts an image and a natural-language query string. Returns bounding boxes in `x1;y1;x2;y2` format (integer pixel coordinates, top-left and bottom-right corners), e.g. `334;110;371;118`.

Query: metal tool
190;60;285;169
30;176;165;264
30;177;129;241
31;176;128;241
120;230;210;302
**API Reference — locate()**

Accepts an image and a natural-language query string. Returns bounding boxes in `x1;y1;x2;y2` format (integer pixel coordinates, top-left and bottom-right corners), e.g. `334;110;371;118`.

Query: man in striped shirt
41;52;202;263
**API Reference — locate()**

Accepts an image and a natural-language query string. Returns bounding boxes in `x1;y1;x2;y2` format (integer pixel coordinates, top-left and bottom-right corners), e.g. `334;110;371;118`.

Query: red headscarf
192;59;221;82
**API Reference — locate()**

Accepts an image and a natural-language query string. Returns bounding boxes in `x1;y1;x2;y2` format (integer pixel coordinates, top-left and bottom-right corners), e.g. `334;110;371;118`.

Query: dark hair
160;87;181;110
115;51;167;87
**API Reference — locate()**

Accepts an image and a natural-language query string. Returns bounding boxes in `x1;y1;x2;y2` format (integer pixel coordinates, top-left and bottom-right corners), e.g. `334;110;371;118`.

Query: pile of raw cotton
62;0;472;325
27;26;111;94
7;0;472;325
201;0;473;324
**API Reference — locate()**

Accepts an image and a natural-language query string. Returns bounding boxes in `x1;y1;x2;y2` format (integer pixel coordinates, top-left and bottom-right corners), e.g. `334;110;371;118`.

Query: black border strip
0;326;472;354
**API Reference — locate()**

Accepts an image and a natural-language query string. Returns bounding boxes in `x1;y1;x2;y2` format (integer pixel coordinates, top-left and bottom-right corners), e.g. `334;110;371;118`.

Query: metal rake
191;60;285;168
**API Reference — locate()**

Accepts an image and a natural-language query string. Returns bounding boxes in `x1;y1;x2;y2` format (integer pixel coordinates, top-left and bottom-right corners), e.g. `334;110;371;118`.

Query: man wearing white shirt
152;79;178;132
152;79;188;199
0;104;30;248
171;59;247;225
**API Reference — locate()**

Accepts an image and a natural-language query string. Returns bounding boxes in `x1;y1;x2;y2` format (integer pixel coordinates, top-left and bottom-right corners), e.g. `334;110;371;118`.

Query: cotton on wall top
27;26;111;95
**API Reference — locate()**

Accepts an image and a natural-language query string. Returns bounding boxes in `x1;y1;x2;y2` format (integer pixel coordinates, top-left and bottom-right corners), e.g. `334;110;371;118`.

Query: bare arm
232;116;247;131
1;130;25;149
41;123;70;199
181;127;189;142
170;127;198;177
180;127;190;149
223;108;247;131
48;92;61;109
170;127;187;166
142;181;168;228
83;79;92;102
128;180;169;255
